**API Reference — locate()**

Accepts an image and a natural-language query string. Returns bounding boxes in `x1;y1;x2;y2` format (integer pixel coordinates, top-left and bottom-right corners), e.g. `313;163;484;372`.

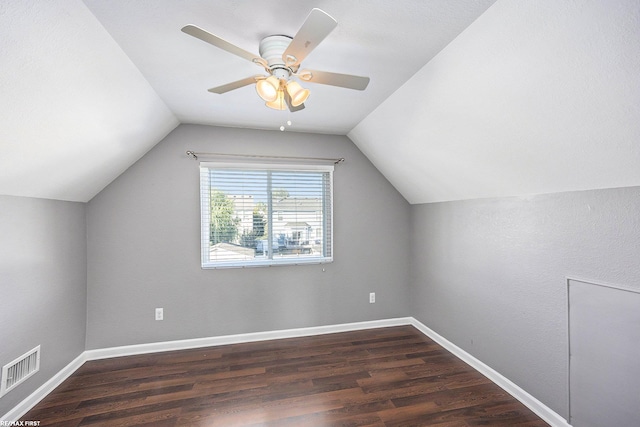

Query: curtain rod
186;151;345;165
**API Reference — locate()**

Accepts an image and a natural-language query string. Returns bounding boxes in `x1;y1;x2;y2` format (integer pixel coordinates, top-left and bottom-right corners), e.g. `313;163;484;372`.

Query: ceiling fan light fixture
286;81;310;107
265;89;286;110
184;9;369;112
256;75;280;102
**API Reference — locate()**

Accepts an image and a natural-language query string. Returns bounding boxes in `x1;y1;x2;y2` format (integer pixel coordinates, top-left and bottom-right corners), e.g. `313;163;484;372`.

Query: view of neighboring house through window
199;162;333;268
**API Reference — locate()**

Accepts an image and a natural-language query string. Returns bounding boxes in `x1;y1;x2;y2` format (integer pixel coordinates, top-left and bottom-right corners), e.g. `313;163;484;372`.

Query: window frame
199;161;334;269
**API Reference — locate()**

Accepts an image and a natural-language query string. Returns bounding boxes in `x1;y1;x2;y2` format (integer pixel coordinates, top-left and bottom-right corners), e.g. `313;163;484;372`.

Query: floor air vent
1;345;40;397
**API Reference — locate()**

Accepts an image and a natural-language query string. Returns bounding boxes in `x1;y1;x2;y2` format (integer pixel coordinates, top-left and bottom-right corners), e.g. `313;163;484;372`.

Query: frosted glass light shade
256;76;280;102
265;90;286;110
286;81;310;107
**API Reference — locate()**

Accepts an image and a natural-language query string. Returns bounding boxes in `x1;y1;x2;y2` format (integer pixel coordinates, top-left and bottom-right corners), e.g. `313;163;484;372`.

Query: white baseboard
83;317;413;361
1;352;87;422
408;318;571;427
2;317;570;427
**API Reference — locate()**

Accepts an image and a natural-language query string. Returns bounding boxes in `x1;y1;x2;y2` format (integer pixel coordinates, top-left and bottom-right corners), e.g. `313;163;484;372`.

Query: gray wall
4;125;639;424
86;124;411;349
0;195;87;416
409;186;640;420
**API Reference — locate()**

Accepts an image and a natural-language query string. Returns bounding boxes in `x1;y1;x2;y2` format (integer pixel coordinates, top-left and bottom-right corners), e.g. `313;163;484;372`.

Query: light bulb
287;120;292;126
280;126;285;131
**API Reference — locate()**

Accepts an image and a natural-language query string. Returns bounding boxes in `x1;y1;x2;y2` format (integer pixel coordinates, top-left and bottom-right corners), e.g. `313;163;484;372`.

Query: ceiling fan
181;8;370;112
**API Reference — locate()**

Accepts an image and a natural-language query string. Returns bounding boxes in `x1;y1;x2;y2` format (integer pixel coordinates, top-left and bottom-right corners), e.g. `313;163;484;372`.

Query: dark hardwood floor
21;326;549;426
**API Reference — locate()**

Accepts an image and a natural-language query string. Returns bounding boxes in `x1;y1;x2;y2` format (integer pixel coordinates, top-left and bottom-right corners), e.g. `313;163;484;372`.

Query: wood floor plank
20;326;549;426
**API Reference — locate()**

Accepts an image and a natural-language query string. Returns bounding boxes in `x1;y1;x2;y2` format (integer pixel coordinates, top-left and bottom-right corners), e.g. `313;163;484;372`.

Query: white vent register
1;345;40;397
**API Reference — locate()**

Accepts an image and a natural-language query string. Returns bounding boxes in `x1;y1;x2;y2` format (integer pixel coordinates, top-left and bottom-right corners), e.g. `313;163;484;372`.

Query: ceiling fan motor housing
259;35;294;79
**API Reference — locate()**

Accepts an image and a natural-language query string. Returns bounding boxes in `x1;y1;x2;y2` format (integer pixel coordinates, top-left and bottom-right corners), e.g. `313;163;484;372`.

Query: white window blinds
200;162;333;268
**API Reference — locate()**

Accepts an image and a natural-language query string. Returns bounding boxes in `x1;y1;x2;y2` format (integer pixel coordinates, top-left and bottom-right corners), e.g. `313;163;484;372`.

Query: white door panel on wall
568;279;640;427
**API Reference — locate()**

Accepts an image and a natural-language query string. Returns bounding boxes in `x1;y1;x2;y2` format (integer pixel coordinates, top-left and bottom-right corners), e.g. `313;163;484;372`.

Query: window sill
202;257;333;269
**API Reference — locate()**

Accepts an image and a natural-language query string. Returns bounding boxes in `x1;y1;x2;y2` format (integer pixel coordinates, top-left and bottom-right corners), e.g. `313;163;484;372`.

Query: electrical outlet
369;292;375;303
155;308;163;321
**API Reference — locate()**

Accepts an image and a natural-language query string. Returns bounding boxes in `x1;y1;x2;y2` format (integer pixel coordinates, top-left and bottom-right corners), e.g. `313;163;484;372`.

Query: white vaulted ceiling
1;0;639;204
0;0;496;202
0;1;179;202
350;0;640;204
80;0;497;135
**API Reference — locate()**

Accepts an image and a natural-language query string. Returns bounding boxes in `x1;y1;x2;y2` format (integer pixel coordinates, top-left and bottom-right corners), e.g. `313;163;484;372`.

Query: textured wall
86;124;411;349
0;195;86;416
409;186;640;419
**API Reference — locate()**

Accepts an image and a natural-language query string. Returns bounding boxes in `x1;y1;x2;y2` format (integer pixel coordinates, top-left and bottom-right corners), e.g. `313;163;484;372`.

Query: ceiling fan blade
284;91;305;112
298;69;370;90
182;25;262;64
282;8;337;67
208;76;261;94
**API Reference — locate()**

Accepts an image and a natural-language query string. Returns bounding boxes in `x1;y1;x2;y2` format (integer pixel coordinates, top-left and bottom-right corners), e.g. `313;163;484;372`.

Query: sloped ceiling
1;0;497;203
81;0;496;134
0;0;179;202
2;1;638;204
349;0;640;204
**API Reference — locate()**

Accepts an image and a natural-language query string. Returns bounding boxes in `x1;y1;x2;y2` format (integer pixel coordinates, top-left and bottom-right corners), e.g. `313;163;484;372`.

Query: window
200;162;333;268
